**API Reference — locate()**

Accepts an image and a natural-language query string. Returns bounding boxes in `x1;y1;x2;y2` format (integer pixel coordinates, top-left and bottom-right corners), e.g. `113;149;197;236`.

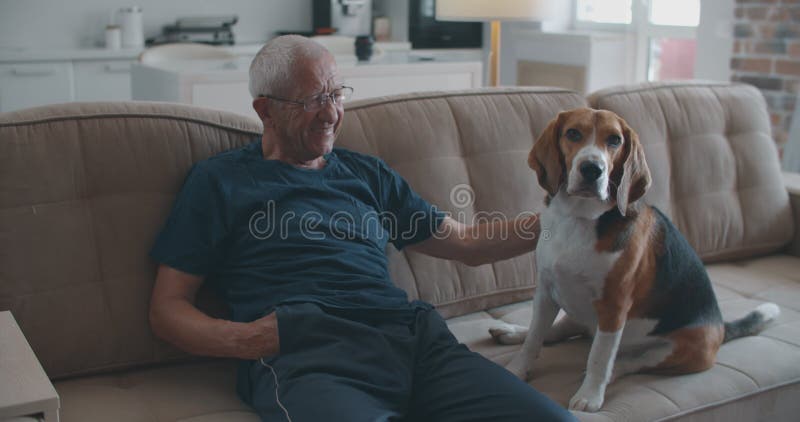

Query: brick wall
732;0;800;153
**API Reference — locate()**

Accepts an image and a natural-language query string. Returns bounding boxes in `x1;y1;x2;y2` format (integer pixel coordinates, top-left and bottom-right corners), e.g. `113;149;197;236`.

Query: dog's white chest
537;200;622;327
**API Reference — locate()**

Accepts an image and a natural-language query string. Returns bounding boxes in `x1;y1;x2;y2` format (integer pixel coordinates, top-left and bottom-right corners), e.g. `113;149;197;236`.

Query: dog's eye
607;135;622;148
565;129;582;142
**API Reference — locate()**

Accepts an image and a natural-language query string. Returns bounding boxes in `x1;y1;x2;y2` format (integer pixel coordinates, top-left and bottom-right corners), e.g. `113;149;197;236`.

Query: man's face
271;53;343;162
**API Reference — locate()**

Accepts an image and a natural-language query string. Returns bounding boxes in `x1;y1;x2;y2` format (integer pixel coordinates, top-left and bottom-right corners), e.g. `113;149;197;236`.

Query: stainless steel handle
11;68;55;77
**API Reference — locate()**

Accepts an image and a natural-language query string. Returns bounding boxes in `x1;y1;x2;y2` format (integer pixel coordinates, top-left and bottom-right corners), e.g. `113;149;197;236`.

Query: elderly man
149;35;573;422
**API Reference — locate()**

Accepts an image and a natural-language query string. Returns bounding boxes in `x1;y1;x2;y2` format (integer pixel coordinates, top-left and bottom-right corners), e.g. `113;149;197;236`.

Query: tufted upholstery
336;88;587;317
0;102;262;379
588;82;794;262
0;88;586;380
2;83;800;422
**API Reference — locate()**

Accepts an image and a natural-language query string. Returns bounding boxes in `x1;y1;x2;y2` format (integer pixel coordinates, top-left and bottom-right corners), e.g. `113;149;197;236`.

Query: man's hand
149;264;281;360
409;214;541;266
239;312;280;360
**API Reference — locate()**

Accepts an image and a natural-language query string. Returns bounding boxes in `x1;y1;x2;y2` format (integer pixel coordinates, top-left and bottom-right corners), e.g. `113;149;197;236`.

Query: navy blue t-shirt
150;139;445;323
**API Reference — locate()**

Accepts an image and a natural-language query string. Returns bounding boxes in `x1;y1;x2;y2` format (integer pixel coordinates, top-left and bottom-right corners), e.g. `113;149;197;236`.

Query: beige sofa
1;82;799;422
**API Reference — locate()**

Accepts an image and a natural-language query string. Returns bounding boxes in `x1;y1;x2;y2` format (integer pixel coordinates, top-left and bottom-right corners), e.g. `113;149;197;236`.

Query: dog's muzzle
579;160;604;182
569;159;607;199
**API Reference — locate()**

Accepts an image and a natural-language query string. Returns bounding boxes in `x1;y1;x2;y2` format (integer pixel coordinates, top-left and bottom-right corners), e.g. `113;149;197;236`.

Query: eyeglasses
262;86;354;112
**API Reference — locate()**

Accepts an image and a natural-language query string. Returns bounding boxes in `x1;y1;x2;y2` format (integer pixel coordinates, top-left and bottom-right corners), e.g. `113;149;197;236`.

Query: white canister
118;6;144;48
105;25;122;50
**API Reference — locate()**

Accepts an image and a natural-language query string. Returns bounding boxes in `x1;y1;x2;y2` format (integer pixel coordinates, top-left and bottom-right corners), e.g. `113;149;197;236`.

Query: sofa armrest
785;172;800;257
0;311;59;422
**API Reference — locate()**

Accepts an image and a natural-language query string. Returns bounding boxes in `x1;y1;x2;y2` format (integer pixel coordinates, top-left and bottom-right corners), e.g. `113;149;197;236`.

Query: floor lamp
436;0;551;87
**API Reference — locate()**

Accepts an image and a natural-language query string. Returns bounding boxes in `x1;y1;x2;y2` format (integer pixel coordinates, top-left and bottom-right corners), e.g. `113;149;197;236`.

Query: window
575;0;700;82
649;0;700;26
576;0;632;25
648;38;697;81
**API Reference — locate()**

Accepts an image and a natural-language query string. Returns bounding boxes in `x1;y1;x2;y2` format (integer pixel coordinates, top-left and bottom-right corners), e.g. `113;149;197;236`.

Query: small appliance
148;16;238;46
313;0;373;36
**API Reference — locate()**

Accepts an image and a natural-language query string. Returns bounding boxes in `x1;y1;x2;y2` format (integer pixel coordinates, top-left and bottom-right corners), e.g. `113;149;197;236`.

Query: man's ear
529;112;566;197
615;118;651;216
253;97;272;124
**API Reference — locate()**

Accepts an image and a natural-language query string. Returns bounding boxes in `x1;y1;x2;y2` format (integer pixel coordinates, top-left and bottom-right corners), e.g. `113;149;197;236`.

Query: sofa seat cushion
54;360;258;422
453;254;800;421
54;255;800;422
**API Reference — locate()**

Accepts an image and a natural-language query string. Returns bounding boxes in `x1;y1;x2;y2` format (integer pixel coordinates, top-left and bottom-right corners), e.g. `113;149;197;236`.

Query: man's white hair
249;35;329;99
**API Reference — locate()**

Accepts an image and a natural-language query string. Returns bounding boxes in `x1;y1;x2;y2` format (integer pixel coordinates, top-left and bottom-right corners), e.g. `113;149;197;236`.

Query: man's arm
149;264;279;360
408;213;540;266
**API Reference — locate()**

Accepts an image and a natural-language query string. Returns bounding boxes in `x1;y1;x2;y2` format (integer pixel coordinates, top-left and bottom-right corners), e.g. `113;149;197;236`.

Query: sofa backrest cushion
0;102;262;379
0;88;585;379
338;88;587;318
588;82;793;262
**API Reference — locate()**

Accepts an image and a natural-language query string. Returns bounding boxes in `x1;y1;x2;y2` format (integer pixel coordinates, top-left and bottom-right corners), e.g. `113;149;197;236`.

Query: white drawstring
260;357;292;422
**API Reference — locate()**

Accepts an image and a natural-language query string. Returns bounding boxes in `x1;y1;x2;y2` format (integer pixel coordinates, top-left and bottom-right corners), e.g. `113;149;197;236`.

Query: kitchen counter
0;42;416;63
140;49;480;73
0;47;144;62
0;44;266;62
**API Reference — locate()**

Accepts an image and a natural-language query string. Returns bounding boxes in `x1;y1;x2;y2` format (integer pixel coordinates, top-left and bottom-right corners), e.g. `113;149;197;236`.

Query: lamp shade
436;0;553;22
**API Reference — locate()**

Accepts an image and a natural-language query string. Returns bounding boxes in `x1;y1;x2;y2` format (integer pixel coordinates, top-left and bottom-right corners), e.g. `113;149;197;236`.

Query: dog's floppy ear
529;112;566;197
615;118;651;216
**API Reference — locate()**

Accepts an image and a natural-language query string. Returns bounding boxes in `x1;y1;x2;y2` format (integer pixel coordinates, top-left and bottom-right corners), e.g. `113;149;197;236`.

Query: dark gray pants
239;302;574;422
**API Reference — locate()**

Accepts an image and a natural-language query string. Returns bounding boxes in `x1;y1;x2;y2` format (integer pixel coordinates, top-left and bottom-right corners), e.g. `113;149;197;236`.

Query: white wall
0;0;312;49
495;1;574;86
694;0;734;81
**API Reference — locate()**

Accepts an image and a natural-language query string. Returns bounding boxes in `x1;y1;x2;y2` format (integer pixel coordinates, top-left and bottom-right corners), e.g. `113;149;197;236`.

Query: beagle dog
489;108;780;412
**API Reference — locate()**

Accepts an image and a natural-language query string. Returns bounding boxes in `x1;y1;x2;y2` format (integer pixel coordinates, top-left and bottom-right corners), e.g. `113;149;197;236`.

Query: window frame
572;0;636;32
572;0;698;81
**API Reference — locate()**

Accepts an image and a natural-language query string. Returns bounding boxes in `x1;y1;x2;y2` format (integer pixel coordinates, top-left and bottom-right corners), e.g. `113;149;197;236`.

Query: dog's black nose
579;161;603;182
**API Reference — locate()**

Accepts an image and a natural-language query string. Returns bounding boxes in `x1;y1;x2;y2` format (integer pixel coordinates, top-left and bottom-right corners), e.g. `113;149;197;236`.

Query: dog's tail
723;303;780;343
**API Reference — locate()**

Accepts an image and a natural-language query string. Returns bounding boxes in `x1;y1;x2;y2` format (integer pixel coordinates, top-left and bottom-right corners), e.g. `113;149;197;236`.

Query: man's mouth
311;127;335;136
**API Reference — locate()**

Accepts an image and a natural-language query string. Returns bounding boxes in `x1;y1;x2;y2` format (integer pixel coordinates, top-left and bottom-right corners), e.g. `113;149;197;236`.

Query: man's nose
316;97;338;122
579;160;604;182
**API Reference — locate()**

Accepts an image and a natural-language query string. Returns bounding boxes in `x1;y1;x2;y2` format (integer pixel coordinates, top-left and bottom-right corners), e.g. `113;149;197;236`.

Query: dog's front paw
569;384;605;412
488;323;528;345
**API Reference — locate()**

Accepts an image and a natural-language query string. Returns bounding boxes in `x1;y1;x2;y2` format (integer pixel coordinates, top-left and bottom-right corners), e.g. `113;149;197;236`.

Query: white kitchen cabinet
73;59;133;101
0;43;425;113
0;43;460;113
190;82;254;117
340;61;482;100
0;58;134;112
0;61;73;112
131;56;483;118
